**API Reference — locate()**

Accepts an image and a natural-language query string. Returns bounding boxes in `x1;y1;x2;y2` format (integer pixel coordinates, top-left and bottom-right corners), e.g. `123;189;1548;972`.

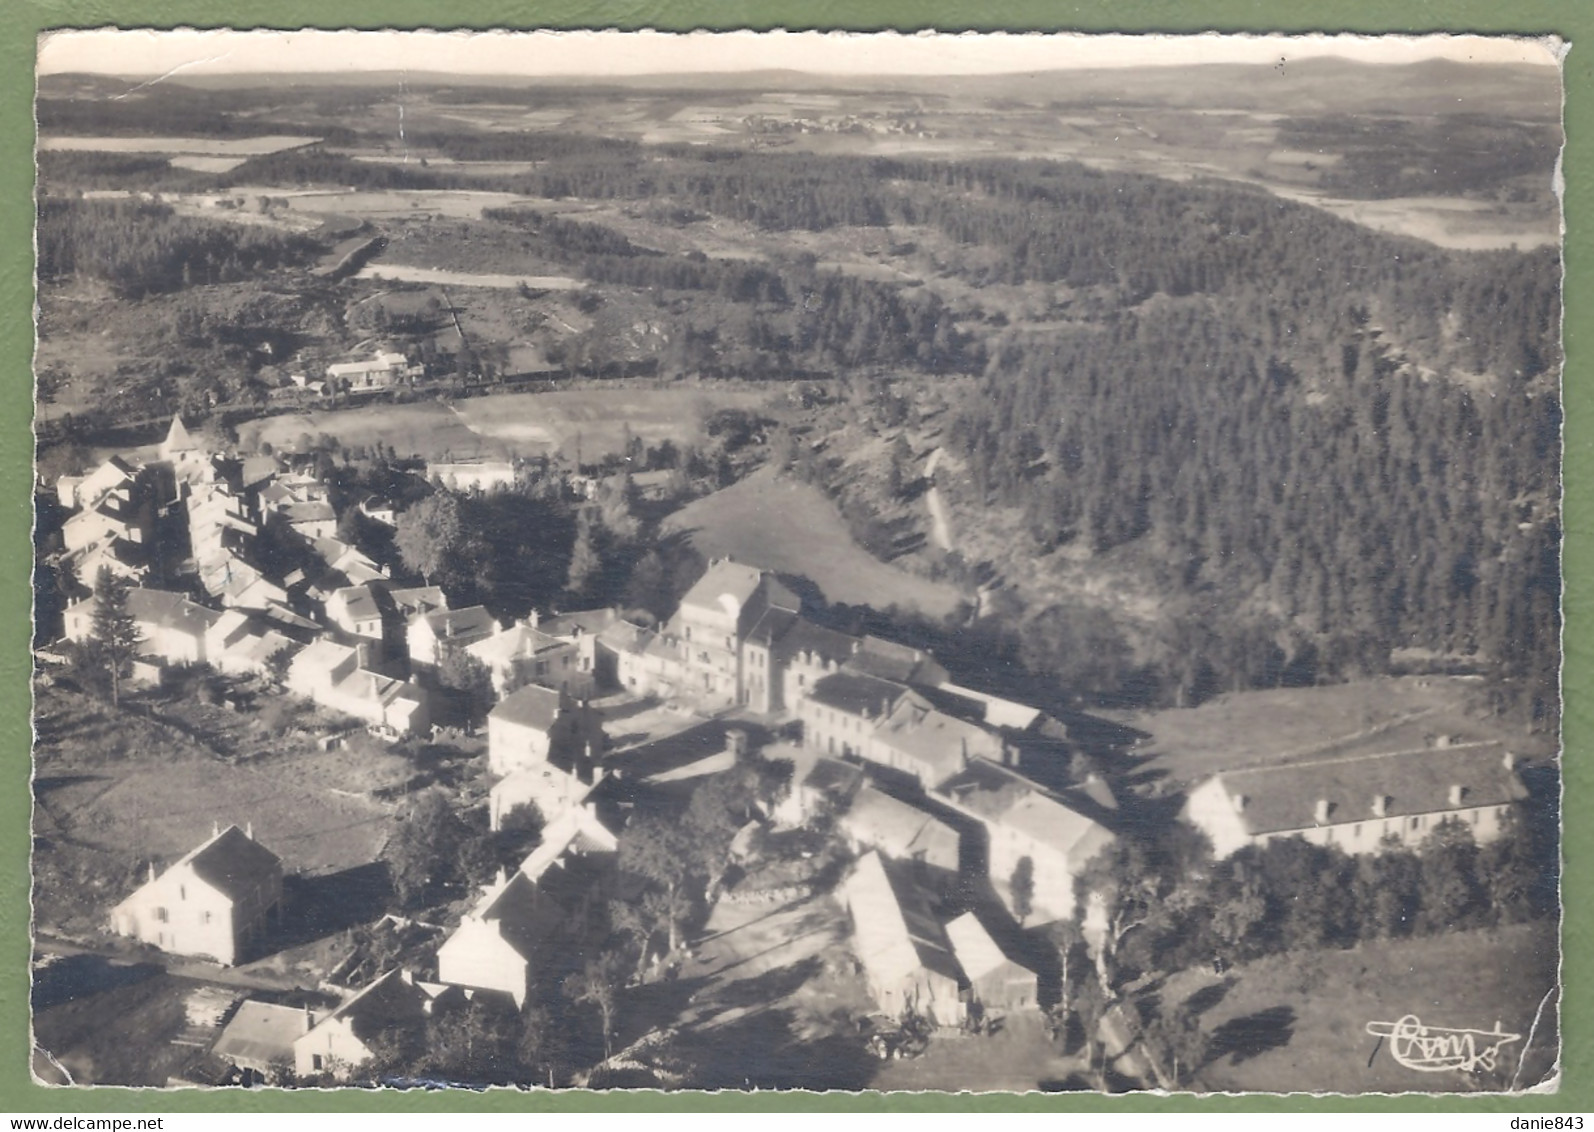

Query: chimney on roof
1372;794;1390;817
246;821;253;840
529;609;540;629
1503;750;1518;772
1448;783;1467;807
148;861;157;884
1436;734;1453;749
496;866;506;888
1314;798;1333;825
1230;793;1248;815
213;820;220;838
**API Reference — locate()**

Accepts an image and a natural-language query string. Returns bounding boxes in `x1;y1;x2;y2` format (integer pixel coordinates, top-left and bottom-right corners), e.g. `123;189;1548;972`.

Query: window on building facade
155;907;168;922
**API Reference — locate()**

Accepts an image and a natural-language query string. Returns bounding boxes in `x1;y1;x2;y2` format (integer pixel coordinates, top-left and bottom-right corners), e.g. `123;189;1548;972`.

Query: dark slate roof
539;608;620;638
127;588;222;638
846;636;947;686
1214;741;1529;836
490;684;564;732
183;826;282;903
745;606;800;648
809;671;914;718
334;586;382;623
420;605;497;640
774;618;859;665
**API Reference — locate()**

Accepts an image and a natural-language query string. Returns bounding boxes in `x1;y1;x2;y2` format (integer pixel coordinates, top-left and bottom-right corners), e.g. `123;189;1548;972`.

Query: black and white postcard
29;28;1564;1094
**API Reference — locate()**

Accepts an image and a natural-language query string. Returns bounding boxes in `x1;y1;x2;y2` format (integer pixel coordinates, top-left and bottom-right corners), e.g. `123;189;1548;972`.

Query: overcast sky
37;28;1563;79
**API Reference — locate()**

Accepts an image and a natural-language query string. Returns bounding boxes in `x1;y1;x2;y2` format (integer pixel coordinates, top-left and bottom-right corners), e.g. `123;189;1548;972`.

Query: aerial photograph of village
29;29;1563;1094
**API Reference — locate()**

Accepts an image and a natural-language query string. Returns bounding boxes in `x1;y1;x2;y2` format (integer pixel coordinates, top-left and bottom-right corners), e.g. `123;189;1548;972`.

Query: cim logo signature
1365;1014;1521;1074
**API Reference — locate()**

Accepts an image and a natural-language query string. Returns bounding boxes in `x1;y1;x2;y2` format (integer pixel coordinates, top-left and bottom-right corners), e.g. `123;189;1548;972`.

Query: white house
326;351;410;390
939;759;1117;924
466;619;581;698
435;870;549;1008
407;605;497;671
292;968;462;1079
486;684;605;778
109;824;283;966
1184;741;1530;859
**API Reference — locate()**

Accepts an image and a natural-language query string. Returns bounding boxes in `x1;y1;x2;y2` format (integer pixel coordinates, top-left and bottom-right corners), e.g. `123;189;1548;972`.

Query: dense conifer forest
35;125;1560;721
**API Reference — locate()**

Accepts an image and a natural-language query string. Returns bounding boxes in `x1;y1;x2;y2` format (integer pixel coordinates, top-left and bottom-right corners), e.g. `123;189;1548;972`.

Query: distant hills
38;54;1562;121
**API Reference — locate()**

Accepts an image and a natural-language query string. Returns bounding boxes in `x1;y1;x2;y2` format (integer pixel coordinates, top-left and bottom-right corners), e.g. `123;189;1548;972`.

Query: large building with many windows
1184;741;1528;859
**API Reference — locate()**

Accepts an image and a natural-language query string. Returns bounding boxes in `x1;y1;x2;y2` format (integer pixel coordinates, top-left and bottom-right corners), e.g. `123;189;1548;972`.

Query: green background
3;0;1586;1114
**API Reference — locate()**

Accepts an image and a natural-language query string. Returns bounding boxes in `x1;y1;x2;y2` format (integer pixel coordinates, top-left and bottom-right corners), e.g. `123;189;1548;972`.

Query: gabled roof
303;968;446;1048
938;758;1113;860
539;607;620;639
1000;792;1114;861
846;636;947;686
489;684;564;732
809;671;916;719
127;588;222;638
872;699;1001;784
178;825;282;904
520;806;620;883
417;605;496;642
944;913;1030;983
292;637;359;674
1208;741;1529;837
461;870;545;962
745;606;799;648
332;585;382;623
282;501;336;526
213;1001;310;1067
841;786;960;865
844;852;962;987
467;623;567;669
388;586;447;617
596;618;653;655
679;558;768;613
771;617;859;665
164;415;200;454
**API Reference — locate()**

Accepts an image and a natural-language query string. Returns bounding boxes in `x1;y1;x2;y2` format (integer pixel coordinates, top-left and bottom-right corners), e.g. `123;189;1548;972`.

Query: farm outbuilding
944;912;1039;1012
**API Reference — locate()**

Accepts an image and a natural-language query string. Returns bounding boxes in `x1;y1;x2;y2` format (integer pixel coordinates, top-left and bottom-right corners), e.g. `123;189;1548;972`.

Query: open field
643;892;880;1089
235;401;502;462
236;385;780;464
1120;675;1557;791
1176;919;1559;1093
39;134;321;156
33;685;400;937
451;386;776;460
872;1011;1075;1093
664;467;968;619
354;264;582;290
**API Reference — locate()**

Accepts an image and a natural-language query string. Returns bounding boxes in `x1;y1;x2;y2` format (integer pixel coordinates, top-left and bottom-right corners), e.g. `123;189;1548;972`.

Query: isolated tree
618;812;702;954
1010;856;1036;926
438;649;495;733
609;890;676;979
385;789;467;911
395;492;463;585
565;509;604;597
88;566;141;708
563;950;626;1060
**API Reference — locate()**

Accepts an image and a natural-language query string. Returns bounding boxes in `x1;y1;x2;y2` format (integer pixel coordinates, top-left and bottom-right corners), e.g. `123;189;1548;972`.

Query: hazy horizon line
37;28;1563;80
